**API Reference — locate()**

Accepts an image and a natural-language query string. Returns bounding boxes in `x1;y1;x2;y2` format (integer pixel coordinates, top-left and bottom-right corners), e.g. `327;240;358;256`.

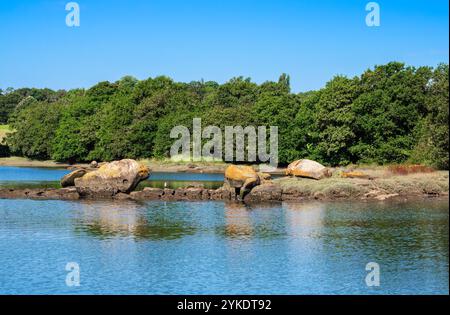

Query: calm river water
0;166;448;294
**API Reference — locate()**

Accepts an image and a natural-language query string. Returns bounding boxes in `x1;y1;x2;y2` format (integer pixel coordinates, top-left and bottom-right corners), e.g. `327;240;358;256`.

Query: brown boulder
224;165;260;200
341;171;372;179
244;183;282;203
286;159;331;180
61;169;87;187
74;159;150;196
257;172;272;184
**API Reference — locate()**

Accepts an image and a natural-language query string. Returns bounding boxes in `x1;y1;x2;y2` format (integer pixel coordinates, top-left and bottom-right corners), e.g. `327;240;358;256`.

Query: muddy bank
0;157;85;168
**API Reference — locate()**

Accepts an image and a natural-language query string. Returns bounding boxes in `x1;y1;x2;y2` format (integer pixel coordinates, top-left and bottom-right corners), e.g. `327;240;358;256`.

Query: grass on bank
275;170;449;200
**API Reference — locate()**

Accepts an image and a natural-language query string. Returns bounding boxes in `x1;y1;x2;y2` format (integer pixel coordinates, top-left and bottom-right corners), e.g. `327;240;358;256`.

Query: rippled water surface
0;198;448;294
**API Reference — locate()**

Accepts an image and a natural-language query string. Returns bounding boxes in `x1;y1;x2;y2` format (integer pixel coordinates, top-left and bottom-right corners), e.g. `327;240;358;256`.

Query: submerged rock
286;159;331;180
74;159;150;196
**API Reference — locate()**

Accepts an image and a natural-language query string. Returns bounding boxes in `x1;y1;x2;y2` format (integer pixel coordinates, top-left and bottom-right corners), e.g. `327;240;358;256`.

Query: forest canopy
1;62;448;169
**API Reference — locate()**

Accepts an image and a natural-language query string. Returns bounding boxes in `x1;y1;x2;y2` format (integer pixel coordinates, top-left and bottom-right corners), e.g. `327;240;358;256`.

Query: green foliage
51;94;100;163
0;125;10;157
314;76;360;165
6;100;62;159
351;63;432;164
411;64;449;169
0;88;65;123
3;62;449;169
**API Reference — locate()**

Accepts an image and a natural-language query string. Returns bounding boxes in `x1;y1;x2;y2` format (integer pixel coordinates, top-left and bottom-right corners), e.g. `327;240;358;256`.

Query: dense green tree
314;76;360;165
3;63;449;169
351;62;432;164
412;64;449;169
51;95;100;163
251;92;300;164
211;77;258;108
6;101;62;159
88;94;136;161
291;90;321;161
0;88;65;123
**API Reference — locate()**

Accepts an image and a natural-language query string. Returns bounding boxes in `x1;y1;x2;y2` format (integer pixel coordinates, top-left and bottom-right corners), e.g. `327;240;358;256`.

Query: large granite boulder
60;169;87;188
244;183;282;203
74;159;150;196
224;165;260;200
286;159;331;180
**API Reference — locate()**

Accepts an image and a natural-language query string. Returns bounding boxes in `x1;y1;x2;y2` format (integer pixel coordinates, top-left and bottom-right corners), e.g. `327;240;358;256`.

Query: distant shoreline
0;157;87;169
0;156;287;174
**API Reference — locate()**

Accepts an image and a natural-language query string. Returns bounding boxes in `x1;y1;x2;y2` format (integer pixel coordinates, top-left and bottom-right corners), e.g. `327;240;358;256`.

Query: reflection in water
219;202;289;240
284;202;326;238
0;198;447;294
223;202;253;238
75;200;197;240
319;201;450;269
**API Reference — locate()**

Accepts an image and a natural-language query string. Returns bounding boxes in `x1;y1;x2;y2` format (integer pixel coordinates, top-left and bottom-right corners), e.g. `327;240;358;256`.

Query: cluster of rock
125;184;282;202
61;159;150;197
218;160;332;202
0;187;80;200
0;158;353;202
0;185;282;202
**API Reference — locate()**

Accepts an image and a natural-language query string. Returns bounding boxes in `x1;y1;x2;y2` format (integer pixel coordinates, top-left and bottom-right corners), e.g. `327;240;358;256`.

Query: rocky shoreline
1;182;448;203
1;159;448;203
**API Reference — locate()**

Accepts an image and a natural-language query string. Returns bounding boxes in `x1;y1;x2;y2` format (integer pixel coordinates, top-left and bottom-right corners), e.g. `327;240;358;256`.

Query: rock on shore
1;161;447;203
74;159;150;197
224;165;260;200
0;187;80;200
61;169;87;188
1;175;448;202
286;159;331;180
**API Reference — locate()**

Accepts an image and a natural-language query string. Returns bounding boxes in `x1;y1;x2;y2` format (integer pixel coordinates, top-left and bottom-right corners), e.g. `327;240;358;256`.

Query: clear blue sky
0;0;448;92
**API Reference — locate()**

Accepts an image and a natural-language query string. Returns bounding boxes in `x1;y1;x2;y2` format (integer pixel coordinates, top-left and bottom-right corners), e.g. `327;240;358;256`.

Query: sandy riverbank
0;157;82;168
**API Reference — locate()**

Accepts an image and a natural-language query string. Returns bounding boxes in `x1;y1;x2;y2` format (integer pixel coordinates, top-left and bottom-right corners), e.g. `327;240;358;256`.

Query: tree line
1;62;448;169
